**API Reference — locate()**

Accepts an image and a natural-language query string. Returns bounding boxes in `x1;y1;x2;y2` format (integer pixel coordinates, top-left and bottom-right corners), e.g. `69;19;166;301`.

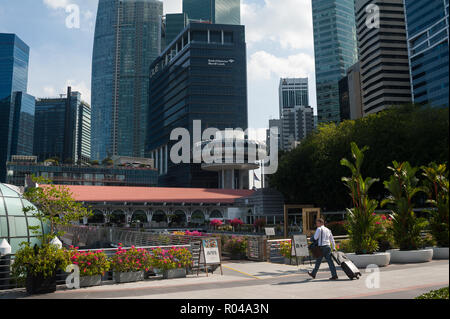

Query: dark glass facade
183;0;241;25
164;13;188;47
34;88;91;164
312;0;358;124
0;33;34;182
147;23;248;188
405;0;449;107
6;162;158;188
91;0;163;161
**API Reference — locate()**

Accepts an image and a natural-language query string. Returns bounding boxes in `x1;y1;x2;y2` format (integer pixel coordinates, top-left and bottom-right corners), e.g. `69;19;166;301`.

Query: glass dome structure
0;183;47;254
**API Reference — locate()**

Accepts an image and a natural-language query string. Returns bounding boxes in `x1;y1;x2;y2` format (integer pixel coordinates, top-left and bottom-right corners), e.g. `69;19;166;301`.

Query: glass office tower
164;13;188;47
91;0;163;161
404;0;449;107
34;87;91;164
147;23;248;188
0;33;34;182
183;0;241;25
312;0;358;124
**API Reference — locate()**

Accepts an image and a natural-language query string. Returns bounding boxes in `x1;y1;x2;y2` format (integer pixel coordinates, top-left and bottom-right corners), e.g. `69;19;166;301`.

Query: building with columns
61;185;284;227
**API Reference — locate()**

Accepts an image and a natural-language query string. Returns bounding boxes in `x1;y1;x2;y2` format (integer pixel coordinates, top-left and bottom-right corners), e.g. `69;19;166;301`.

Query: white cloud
66;80;91;103
242;0;314;51
248;51;314;81
43;0;70;10
163;0;182;14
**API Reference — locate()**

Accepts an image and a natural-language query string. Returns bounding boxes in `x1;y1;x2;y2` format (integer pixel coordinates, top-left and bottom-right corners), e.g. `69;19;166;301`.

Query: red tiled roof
47;185;254;204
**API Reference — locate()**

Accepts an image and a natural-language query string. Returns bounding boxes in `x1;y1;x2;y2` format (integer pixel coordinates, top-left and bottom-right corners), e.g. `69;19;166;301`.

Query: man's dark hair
316;218;324;224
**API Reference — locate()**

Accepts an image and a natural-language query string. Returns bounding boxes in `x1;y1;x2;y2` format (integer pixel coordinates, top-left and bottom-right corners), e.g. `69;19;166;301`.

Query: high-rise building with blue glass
404;0;449;107
91;0;163;161
183;0;241;25
0;33;35;182
147;23;248;188
312;0;359;124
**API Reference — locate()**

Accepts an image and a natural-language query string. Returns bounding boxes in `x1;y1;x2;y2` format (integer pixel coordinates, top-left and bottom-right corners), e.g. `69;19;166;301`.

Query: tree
23;175;92;244
268;104;449;210
341;142;381;254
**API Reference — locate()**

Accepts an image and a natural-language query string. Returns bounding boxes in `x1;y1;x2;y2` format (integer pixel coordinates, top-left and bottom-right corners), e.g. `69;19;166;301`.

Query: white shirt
314;225;336;250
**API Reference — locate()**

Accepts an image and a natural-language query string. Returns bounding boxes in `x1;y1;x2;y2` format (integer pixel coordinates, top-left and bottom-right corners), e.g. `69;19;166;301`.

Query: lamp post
0;239;12;290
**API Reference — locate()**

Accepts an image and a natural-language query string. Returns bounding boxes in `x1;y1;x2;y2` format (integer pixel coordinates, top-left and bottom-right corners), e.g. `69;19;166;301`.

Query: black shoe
329;276;339;280
308;272;316;279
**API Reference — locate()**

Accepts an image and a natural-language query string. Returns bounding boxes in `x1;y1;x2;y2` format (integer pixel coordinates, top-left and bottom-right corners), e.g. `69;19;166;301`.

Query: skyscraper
278;78;313;151
312;0;358;124
163;13;189;47
356;0;412;115
183;0;241;25
339;62;363;120
91;0;163;161
147;23;248;187
34;87;91;164
404;0;449;108
0;33;35;182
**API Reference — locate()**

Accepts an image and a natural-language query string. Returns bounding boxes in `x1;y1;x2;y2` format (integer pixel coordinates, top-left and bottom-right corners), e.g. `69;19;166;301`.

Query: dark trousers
311;246;337;278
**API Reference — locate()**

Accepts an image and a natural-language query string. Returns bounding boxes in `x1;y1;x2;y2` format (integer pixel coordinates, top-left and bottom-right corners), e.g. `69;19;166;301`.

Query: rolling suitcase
332;251;362;280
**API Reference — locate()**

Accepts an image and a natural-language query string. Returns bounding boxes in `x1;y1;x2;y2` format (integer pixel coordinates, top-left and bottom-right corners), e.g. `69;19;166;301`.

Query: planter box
113;271;144;284
346;252;391;268
80;275;102;288
26;273;57;295
388;249;433;264
429;247;449;260
163;268;187;279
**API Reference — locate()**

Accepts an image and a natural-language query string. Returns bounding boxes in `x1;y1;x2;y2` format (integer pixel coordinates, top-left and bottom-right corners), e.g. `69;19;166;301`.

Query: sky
0;0;317;130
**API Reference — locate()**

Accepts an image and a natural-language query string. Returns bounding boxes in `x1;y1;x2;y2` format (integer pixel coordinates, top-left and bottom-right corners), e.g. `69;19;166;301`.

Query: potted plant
12;243;69;295
381;161;433;263
110;245;152;283
210;219;223;231
254;218;266;233
230;218;244;232
421;163;449;259
151;247;193;279
65;247;110;288
279;240;293;265
340;143;390;267
224;236;247;260
13;176;92;295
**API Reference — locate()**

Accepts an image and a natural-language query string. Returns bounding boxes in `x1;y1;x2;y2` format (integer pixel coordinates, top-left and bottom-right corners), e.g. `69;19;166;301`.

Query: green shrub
337;239;353;253
326;221;348;236
415;287;449;299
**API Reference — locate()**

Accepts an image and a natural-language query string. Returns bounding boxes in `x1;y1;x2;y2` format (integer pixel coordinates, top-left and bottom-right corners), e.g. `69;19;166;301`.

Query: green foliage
224;236;248;255
415;287;449;299
12;243;69;281
268;105;449;210
421;163;449;247
341;143;381;254
65;247;110;277
279;240;292;258
381;161;429;250
23;176;92;243
336;239;353;253
326;221;348;236
110;245;152;273
150;247;193;271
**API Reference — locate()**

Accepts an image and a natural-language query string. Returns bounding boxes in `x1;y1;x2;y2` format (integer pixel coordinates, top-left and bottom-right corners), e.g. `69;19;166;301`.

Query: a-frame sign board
289;234;310;266
197;238;223;277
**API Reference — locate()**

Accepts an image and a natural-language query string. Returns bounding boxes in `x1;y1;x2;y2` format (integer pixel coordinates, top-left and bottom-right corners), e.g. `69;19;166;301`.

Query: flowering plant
279;240;292;258
253;218;266;229
210;219;223;227
224;236;247;254
110;244;152;273
230;218;244;227
65;246;110;277
151;247;193;271
184;230;207;237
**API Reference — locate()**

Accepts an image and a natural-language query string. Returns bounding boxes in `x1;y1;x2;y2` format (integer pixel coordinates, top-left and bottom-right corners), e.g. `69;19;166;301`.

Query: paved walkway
1;260;448;299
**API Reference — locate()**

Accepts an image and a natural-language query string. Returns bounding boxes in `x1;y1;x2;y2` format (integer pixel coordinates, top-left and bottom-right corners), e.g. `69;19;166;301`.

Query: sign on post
265;227;275;237
290;235;309;266
198;238;223;276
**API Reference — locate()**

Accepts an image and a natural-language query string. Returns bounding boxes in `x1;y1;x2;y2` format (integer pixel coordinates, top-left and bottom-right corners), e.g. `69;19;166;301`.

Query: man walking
308;218;338;280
